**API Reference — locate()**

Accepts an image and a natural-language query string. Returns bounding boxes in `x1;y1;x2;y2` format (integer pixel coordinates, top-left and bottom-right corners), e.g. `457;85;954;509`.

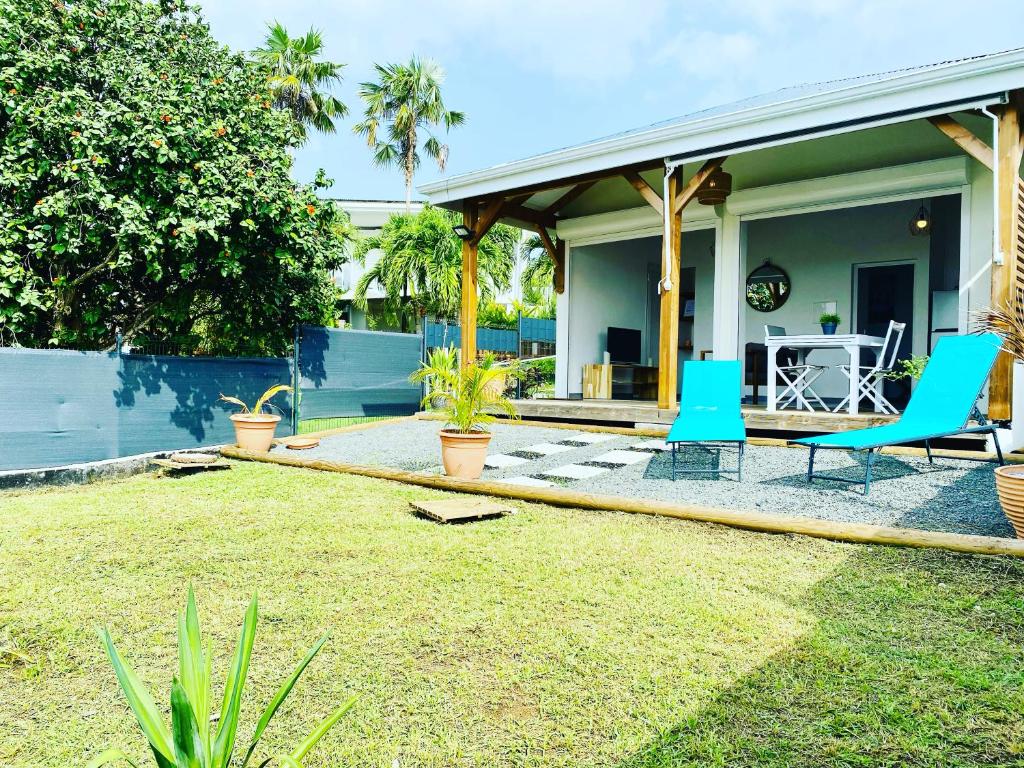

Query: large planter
439;429;492;480
230;413;281;453
994;464;1024;538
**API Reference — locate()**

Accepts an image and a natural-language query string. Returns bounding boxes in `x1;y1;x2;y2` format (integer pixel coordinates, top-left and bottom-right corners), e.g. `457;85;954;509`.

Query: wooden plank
223;446;1024;558
462;159;663;203
927;115;994;170
553;238;566;294
461;201;480;367
622;170;664;216
543;181;596;216
674;157;727;215
469;198;505;246
582;364;612;399
658;170;682;409
502;202;558;231
410;498;512;523
990;102;1022;420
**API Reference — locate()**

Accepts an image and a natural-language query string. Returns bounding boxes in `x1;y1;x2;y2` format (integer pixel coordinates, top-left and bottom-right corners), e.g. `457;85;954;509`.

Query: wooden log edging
221;446;1024;559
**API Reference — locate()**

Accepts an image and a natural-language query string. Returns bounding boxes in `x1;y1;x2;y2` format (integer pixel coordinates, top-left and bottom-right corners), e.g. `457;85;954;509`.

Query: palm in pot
411;352;518;479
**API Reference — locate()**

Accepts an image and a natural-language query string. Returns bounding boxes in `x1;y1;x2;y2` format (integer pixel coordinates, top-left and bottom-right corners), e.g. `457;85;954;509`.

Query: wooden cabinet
583;364;658;400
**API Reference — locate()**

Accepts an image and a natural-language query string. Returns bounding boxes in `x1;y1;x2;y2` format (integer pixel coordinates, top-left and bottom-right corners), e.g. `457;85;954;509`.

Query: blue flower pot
821;323;837;335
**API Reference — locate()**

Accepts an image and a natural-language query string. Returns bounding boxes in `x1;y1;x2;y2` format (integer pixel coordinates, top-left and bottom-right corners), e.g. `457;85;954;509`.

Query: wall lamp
452;224;475;241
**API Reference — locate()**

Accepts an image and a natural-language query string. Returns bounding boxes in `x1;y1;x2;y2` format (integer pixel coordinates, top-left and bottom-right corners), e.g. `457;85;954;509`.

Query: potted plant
411;355;518;480
220;384;292;453
977;303;1024;538
819;312;841;335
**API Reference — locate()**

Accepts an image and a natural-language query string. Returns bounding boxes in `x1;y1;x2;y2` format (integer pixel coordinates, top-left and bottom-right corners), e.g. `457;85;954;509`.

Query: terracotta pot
439;429;492;480
994;464;1024;538
230;413;281;453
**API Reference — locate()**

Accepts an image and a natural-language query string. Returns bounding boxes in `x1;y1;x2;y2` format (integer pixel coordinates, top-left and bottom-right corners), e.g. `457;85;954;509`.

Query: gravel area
284;419;1014;539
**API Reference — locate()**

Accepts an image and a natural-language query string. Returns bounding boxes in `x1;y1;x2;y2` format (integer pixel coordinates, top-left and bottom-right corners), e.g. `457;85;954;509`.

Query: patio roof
420;47;1024;205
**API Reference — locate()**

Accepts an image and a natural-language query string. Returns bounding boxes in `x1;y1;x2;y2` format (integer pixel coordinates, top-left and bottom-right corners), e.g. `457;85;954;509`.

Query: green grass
297;415;403;434
1;462;1022;767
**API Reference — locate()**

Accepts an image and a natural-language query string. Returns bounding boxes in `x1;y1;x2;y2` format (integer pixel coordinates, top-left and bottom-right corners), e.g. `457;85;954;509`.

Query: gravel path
287;420;1014;539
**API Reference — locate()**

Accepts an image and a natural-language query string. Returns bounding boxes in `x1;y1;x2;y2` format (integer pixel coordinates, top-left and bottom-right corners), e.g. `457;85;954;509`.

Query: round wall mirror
745;261;790;312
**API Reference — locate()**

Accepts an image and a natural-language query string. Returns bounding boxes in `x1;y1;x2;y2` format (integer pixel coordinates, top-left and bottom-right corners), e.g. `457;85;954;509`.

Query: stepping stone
541;464;610;480
632;439;670;452
560;432;618;445
520;442;574;456
502;476;555;488
411;498;513;523
590;449;652;466
484;453;530;469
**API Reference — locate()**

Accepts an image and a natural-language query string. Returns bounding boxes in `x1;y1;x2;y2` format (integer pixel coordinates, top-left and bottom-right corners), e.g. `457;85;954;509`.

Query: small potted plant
977;303;1024;538
411;355;518;480
220;384;292;453
819;312;841;335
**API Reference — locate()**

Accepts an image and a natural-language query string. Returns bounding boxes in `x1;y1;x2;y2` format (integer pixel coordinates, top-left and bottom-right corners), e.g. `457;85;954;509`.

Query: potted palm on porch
411;354;518;480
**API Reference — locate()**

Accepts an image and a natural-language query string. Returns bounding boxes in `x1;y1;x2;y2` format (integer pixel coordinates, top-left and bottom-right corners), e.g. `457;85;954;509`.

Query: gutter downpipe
661;156;690;292
980;105;1003;267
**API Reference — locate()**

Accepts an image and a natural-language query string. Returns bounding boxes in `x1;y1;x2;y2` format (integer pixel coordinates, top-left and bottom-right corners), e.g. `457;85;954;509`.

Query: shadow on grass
615;545;1024;767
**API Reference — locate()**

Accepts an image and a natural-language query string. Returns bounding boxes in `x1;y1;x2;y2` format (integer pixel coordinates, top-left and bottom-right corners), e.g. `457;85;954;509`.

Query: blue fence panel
520;317;556;343
298;326;422;419
0;348;291;470
423;322;519;353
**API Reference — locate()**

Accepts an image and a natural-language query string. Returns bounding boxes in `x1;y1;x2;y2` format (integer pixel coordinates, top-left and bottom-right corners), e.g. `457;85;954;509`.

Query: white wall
742;199;932;399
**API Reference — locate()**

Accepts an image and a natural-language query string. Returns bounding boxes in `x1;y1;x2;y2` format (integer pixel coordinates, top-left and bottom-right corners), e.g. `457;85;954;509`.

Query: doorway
853;261;914;409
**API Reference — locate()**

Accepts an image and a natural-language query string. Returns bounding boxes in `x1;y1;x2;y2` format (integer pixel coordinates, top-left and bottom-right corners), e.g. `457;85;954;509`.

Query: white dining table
765;333;886;415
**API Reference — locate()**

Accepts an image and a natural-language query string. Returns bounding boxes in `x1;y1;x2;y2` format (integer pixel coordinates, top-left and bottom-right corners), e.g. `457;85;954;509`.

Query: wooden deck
511;398;900;434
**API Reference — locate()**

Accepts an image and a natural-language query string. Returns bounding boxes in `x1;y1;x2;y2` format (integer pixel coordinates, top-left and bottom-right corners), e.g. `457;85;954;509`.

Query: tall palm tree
352;206;516;331
519;233;555;304
253;23;348;140
353;57;465;211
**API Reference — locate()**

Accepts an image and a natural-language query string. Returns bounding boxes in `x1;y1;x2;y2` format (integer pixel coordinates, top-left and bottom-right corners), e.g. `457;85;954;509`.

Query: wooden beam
460;200;479;368
502;202;558;231
622;170;664;216
927;115;994;170
469;198;504;246
467;159;662;202
674;157;727;215
543;181;596;216
553;238;566;294
658;170;682;409
989;100;1023;420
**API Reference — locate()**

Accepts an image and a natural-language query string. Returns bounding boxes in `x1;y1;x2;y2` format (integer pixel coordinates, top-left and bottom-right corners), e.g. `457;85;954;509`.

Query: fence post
291;324;300;436
516;312;523;398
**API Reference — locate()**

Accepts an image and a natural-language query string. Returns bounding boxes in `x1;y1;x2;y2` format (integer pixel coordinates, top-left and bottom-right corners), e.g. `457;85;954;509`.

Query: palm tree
253;22;348;140
353;57;465;211
519;233;554;304
351;206;516;331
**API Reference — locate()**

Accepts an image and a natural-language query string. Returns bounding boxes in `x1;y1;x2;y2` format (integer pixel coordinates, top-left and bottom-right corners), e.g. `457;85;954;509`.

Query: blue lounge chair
667;360;747;481
791;333;1005;494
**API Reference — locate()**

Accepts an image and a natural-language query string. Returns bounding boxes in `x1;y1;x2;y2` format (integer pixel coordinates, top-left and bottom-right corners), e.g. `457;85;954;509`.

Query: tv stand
583;363;658;400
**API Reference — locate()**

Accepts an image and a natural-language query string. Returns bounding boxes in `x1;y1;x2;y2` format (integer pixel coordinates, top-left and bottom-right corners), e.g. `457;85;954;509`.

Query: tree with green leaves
353;57;464;211
519;234;555;303
351;205;516;331
252;22;347;141
0;0;350;355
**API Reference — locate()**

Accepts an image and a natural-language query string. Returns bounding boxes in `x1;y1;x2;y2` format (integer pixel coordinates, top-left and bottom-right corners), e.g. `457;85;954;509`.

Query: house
420;48;1024;438
335;199;530;331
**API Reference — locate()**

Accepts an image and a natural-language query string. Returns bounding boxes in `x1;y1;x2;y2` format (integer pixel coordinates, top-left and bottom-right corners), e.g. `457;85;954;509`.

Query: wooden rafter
622;170;664;216
674;157;727;215
543;181;596;216
503;202;558;231
927;115;994;170
532;222;565;294
469;198;504;246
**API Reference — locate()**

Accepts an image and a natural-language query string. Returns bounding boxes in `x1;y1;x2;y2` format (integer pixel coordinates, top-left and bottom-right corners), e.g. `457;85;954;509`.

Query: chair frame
765;325;828;412
671;441;745;482
833;320;907;415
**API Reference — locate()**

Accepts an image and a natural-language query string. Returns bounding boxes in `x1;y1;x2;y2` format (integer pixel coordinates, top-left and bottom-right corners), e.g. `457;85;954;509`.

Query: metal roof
420;47;1024;204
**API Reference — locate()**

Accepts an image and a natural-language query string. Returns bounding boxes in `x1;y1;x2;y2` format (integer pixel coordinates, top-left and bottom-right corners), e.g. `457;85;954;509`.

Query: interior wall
563;236;662;395
742;199;933;400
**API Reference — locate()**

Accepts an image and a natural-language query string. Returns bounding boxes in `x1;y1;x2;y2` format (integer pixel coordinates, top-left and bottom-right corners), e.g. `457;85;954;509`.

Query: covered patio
421;51;1024;440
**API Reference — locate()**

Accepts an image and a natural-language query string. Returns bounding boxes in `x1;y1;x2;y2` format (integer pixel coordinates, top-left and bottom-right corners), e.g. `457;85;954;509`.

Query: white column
554;244;571;398
713;210;743;360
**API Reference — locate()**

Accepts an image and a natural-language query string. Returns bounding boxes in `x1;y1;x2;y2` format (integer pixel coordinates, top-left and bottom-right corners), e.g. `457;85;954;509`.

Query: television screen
607;327;641;364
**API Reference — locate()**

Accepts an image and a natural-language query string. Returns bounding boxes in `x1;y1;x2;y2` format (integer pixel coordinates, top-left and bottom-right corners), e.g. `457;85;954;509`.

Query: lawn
1;462;1022;767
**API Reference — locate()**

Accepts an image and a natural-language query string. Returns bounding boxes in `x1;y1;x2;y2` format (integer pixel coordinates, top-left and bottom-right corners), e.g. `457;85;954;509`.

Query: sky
201;0;1024;201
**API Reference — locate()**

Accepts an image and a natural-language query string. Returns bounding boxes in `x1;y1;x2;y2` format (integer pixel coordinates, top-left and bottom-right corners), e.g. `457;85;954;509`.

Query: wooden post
990;101;1023;420
658;170;682;410
460;201;479;368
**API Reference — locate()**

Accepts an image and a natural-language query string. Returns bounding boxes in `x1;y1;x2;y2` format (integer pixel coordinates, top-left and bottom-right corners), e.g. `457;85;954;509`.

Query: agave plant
410;354;518;433
88;589;354;768
219;385;293;416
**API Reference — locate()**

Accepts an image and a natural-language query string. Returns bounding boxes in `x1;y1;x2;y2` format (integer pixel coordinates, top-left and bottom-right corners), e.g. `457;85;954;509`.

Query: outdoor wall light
697;169;733;205
452;224;475;241
909;203;931;236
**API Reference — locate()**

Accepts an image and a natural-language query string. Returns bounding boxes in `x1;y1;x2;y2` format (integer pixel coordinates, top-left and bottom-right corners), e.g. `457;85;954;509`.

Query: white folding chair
765;325;828;411
833;320;906;414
